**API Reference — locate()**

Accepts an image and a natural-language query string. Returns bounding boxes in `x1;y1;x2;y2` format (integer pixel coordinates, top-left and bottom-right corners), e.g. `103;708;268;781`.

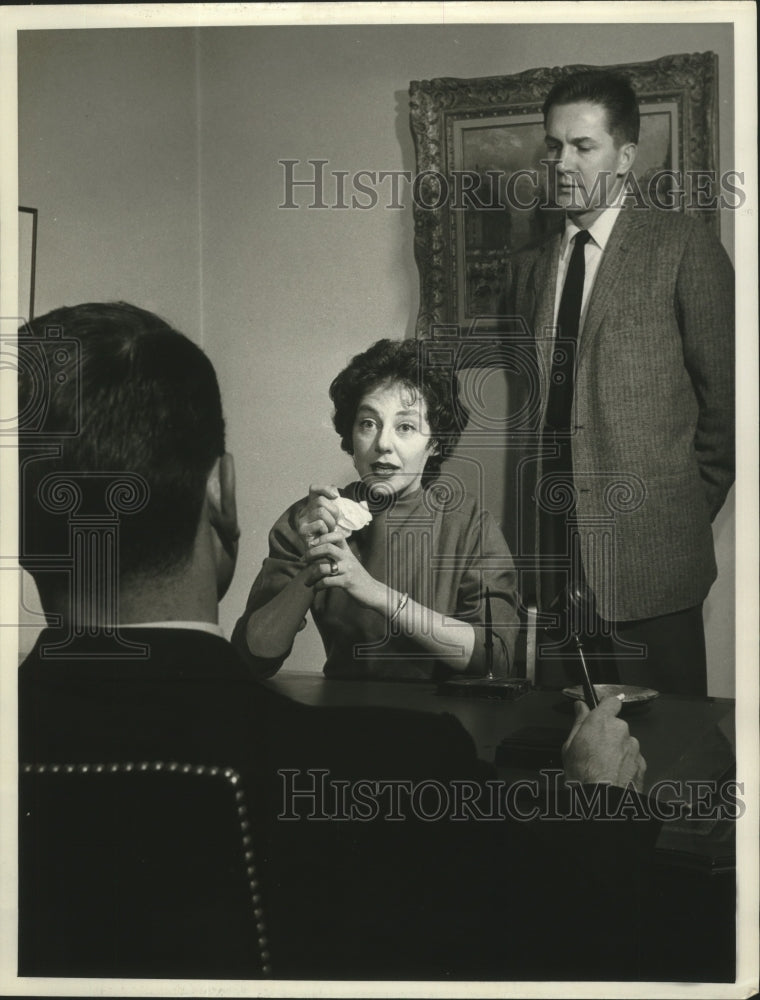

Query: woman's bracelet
389;591;409;624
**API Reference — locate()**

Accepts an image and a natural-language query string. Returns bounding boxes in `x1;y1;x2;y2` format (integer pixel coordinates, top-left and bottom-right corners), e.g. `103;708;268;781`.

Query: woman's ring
329;560;339;576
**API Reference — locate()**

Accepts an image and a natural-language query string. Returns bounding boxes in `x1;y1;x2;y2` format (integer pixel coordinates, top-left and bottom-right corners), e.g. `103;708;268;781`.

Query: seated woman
232;339;519;680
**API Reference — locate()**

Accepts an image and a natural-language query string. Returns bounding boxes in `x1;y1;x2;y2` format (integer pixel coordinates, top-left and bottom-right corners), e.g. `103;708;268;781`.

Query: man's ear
617;141;638;176
206;454;240;587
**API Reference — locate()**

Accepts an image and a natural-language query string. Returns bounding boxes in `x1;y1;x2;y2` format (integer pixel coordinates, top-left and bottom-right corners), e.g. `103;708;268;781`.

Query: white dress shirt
552;203;625;336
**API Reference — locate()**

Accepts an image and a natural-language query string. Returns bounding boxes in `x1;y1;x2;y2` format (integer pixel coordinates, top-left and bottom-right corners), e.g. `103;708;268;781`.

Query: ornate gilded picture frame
409;52;719;336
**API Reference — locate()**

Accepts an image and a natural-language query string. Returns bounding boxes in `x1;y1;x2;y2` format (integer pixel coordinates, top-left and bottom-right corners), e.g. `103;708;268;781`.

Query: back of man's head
542;69;640;145
18;302;225;597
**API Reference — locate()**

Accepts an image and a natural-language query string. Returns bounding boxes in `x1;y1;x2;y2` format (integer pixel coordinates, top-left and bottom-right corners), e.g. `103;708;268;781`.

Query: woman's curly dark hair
329;339;469;485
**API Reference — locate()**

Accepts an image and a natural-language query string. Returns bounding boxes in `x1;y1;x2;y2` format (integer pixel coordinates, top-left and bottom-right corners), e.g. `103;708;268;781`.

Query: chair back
19;760;271;978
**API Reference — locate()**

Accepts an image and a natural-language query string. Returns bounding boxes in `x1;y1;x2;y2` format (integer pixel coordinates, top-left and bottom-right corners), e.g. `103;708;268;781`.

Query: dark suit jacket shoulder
18;626;493;848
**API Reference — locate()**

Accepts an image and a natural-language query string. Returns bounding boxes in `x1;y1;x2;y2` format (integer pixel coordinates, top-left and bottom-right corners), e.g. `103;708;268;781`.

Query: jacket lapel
530;233;561;389
578;207;646;361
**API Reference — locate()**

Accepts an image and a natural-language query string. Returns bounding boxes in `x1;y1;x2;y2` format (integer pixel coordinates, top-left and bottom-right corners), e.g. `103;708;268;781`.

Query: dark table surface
265;673;734;784
265;672;737;872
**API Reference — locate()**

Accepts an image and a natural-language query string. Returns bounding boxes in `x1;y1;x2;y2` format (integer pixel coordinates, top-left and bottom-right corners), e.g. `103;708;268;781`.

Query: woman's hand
304;530;476;672
295;484;340;550
303;531;386;610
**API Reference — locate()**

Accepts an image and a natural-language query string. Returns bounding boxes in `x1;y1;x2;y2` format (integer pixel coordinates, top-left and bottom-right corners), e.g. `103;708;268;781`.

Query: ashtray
561;683;659;708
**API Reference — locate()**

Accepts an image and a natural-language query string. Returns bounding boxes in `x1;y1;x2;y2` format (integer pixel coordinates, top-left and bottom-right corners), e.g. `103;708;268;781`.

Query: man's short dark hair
18;302;225;584
329;338;468;486
542;70;640;145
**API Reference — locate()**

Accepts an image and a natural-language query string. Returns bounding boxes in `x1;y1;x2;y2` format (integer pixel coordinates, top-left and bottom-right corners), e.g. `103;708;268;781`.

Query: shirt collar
562;190;626;254
120;620;225;639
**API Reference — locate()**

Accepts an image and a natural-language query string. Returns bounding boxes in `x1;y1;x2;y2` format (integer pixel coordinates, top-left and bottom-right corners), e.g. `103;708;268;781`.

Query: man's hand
562;695;646;791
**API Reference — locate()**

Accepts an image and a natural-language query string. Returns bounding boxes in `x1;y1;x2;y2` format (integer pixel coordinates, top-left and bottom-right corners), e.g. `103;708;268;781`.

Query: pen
573;632;599;708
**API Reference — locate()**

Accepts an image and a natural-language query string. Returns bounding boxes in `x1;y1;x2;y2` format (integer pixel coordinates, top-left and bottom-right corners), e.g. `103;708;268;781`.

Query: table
265;672;736;873
266;672;737;981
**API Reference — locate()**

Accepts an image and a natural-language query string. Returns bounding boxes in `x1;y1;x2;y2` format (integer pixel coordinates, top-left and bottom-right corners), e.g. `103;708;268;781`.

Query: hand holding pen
561;694;646;791
567;582;599;708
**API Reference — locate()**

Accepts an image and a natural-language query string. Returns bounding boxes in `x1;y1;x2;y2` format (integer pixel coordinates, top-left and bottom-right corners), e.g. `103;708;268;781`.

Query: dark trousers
537;433;707;696
537;603;707;696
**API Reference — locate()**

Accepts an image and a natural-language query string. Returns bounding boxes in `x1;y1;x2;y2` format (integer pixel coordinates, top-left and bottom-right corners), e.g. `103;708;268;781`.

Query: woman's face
351;380;437;499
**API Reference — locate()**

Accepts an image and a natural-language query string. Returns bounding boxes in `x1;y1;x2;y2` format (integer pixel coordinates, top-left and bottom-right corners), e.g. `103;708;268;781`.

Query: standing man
505;71;734;695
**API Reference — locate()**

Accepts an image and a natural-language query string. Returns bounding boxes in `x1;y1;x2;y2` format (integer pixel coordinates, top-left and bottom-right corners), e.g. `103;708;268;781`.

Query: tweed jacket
504;207;735;621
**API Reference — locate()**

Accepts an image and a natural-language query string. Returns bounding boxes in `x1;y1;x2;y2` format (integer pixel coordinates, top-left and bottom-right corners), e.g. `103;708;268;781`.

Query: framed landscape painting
409;52;719;334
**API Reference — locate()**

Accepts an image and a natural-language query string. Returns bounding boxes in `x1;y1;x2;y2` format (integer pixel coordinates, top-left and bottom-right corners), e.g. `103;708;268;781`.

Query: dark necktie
545;228;592;430
539;227;592;616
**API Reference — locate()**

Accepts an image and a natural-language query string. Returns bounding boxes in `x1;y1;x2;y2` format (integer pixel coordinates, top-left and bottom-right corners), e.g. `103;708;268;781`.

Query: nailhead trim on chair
21;760;272;975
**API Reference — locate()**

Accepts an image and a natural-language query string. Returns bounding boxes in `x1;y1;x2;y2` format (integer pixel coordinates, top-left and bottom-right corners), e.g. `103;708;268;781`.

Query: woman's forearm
396;596;476;672
361;585;476;673
306;538;479;672
243;570;314;659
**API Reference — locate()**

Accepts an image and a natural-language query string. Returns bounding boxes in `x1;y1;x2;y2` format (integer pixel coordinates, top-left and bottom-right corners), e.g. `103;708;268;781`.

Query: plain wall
16;27;204;643
17;22;736;695
18;28;203;338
